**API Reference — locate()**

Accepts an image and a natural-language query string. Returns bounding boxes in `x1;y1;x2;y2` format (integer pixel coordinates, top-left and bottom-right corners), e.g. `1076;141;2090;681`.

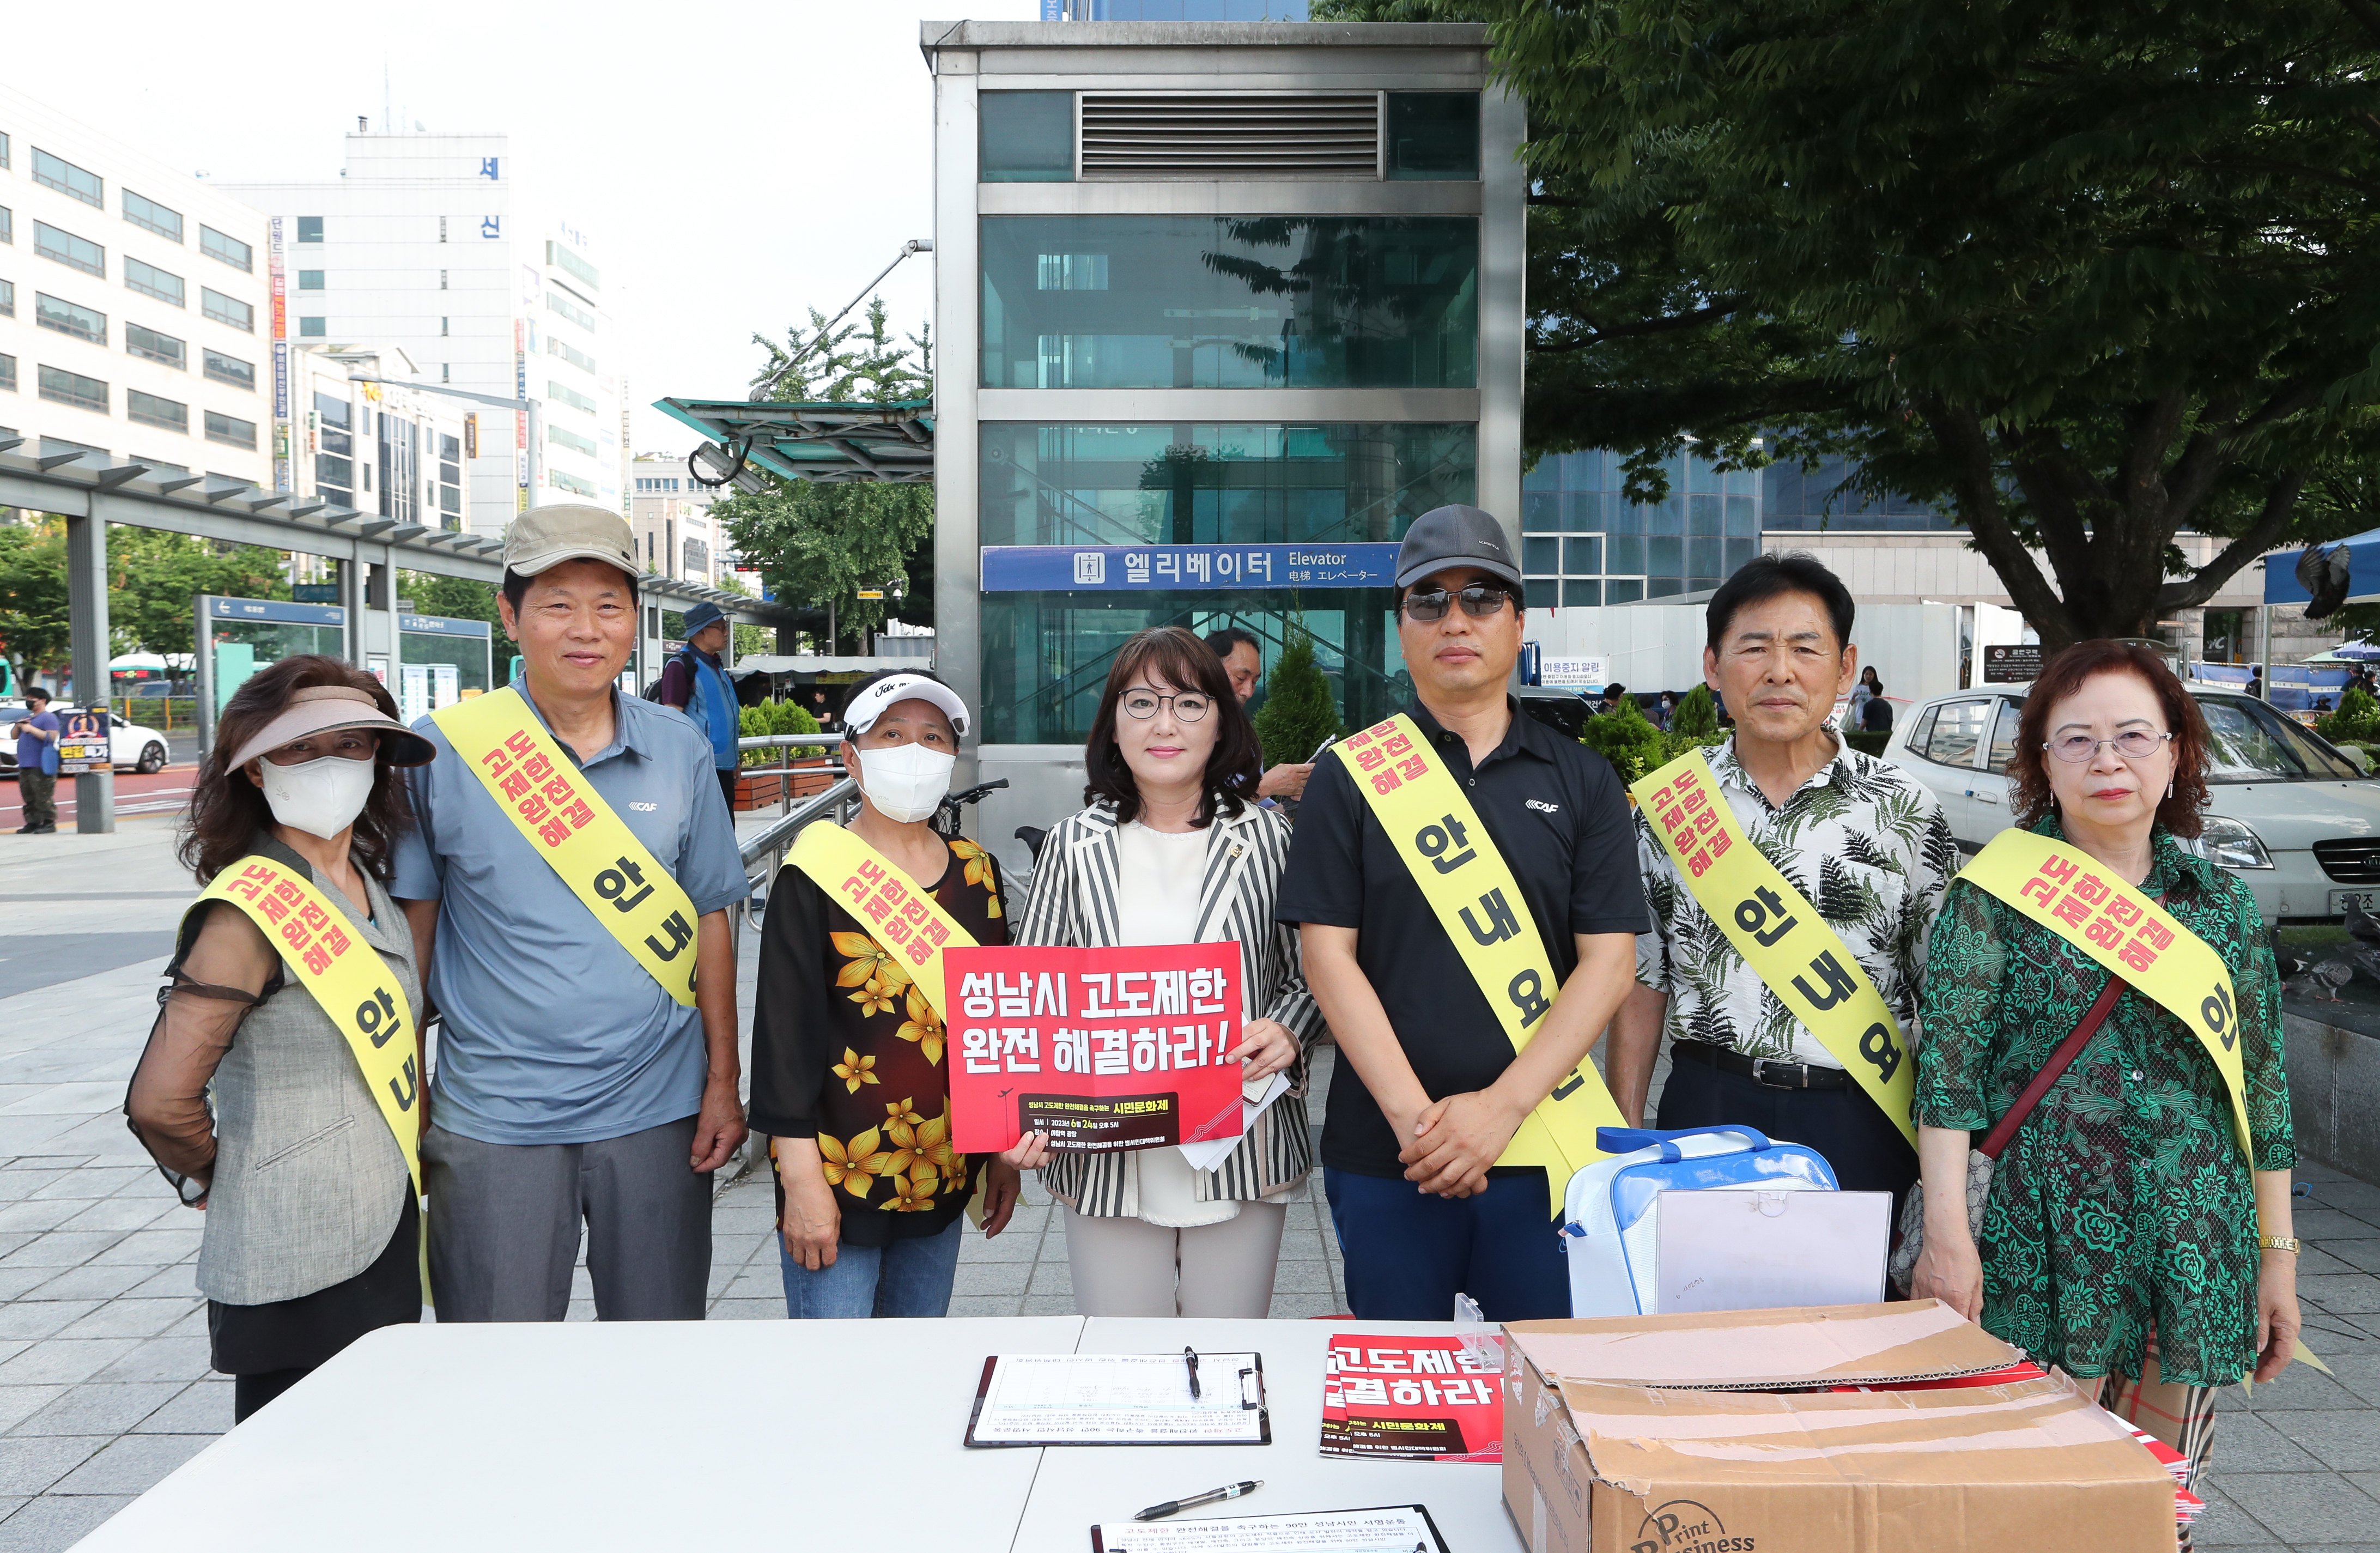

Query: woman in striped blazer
1009;627;1322;1318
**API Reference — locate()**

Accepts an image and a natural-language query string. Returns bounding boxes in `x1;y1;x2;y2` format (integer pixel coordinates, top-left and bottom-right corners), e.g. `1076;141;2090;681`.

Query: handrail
736;734;840;751
737;776;861;930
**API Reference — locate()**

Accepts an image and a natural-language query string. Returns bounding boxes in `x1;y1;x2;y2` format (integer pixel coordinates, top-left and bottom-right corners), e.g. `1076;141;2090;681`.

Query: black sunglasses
1400;584;1515;622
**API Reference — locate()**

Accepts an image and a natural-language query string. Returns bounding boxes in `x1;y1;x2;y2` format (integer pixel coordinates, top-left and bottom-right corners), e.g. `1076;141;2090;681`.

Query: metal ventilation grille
1079;93;1380;179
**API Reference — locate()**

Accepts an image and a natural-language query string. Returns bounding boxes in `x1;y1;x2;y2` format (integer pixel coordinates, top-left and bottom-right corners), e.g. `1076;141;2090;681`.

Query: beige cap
224;685;438;772
503;503;639;579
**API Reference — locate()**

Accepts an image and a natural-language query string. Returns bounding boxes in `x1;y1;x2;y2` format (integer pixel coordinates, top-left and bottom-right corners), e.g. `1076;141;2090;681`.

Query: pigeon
2298;542;2354;621
2291;899;2380;999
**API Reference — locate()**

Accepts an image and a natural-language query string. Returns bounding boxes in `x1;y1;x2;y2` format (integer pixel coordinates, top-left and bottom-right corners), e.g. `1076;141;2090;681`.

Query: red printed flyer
1320;1333;1504;1463
945;943;1247;1155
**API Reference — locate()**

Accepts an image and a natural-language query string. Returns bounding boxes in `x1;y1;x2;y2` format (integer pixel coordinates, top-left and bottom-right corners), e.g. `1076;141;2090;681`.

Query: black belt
1672;1039;1853;1091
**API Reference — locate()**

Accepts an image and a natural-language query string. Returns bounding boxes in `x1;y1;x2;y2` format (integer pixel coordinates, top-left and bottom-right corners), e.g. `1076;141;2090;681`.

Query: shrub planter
733;757;838;811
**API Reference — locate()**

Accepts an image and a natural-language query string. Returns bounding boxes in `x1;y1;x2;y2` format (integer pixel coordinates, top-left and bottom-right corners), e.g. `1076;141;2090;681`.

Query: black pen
1134;1479;1261;1521
1182;1344;1201;1400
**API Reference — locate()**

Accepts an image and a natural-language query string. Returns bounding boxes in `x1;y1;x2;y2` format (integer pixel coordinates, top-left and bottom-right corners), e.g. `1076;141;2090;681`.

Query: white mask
258;756;378;840
855;743;956;825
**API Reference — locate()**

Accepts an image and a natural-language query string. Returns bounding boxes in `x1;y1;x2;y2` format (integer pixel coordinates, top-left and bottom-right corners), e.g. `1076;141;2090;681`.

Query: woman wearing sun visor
127;656;438;1421
748;670;1031;1317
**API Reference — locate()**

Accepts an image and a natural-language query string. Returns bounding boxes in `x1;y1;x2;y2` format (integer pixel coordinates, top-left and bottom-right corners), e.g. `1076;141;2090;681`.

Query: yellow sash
193;856;421;1191
1333;714;1626;1214
1958;828;2254;1160
787;822;981;1021
432;687;701;1006
1630;749;1917;1148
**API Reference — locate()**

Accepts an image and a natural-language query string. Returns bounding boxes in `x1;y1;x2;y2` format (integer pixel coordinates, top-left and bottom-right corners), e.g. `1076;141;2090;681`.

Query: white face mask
855;742;956;825
258;756;378;840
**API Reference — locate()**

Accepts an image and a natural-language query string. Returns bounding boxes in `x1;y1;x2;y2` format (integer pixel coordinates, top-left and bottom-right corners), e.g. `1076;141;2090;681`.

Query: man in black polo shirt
1277;506;1647;1321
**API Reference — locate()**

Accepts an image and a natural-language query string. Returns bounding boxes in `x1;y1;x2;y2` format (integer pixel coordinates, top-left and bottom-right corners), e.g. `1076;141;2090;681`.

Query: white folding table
69;1317;1525;1553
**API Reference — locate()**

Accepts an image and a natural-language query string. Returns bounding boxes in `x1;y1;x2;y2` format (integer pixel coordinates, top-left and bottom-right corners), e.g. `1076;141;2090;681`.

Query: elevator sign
979;543;1400;592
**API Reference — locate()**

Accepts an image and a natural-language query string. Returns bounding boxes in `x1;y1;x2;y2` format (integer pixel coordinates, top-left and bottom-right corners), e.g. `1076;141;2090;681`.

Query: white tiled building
222;130;621;537
0;85;273;486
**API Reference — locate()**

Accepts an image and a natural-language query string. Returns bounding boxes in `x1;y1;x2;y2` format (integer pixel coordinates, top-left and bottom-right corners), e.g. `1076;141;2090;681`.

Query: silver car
1885;684;2380;924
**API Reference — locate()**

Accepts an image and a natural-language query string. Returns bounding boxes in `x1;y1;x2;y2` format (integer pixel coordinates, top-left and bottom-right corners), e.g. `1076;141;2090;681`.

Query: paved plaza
0;817;2375;1550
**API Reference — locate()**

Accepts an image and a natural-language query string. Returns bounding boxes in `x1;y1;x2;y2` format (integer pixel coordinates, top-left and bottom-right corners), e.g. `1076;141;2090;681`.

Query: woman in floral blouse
1911;640;2298;1517
749;670;1025;1317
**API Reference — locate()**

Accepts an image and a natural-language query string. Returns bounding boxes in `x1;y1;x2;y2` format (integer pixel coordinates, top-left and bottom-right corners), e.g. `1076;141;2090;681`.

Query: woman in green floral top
1911;641;2299;1515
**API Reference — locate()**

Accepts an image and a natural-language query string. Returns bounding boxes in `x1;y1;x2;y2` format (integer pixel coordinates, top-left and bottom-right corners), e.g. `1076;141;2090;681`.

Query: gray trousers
423;1115;712;1322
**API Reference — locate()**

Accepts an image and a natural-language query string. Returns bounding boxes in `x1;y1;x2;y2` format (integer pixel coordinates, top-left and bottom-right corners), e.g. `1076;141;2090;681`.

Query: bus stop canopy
653;398;933;487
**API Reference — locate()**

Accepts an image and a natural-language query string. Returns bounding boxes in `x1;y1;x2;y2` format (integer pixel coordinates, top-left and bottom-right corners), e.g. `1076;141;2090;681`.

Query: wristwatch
2258;1235;2302;1254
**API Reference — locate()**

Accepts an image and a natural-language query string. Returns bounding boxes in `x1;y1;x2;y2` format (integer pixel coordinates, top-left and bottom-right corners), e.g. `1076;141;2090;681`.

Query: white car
0;705;173;776
1886;683;2380;924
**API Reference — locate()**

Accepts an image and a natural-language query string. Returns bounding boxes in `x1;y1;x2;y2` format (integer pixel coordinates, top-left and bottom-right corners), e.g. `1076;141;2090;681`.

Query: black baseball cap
1395;505;1523;591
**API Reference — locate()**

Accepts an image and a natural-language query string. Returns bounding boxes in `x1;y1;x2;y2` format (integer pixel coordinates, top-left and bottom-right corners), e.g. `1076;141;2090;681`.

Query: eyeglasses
2045;730;2172;763
1400;585;1513;622
1119;690;1212;723
263;732;379;766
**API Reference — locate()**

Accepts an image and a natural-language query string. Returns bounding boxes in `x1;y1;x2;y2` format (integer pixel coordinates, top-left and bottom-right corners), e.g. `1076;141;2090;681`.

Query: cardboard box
1501;1302;2177;1553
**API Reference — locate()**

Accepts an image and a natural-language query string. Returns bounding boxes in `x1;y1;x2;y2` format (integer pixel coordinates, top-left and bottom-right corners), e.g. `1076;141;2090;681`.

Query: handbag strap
1973;887;2165;1161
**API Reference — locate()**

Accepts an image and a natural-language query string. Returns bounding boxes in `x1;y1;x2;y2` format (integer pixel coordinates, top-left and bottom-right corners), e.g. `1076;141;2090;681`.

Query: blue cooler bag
1559;1125;1838;1318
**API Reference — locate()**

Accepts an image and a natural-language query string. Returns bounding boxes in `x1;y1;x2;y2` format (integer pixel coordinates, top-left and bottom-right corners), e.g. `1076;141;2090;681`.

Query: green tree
107;526;291;660
1252;626;1345;767
399;571;505;634
0;524;71;690
715;573;775;659
2315;684;2380;745
1319;0;2380;651
1580;694;1666;786
1671;683;1719;740
713;299;937;652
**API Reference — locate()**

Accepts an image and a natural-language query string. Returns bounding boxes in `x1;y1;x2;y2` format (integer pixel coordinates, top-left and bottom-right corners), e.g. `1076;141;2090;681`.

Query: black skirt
209;1192;421;1377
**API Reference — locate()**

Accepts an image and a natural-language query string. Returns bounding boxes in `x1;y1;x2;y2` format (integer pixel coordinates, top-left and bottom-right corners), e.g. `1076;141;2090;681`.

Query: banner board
946;943;1246;1155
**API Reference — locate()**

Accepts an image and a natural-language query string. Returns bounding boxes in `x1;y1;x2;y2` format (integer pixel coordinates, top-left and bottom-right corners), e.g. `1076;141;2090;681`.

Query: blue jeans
1323;1167;1571;1323
779;1216;964;1319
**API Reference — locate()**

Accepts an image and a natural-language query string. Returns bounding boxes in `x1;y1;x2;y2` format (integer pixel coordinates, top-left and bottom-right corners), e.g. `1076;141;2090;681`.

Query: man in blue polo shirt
394;505;747;1322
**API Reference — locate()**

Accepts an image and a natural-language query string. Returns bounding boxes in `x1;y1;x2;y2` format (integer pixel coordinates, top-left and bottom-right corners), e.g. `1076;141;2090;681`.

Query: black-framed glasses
1400;584;1513;622
1120;690;1212;723
2045;730;2172;763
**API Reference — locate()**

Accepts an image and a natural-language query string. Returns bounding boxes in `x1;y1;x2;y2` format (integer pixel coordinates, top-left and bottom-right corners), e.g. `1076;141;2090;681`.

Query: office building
221;130;621;537
0;85;273;489
630;450;739;586
923;21;1521;866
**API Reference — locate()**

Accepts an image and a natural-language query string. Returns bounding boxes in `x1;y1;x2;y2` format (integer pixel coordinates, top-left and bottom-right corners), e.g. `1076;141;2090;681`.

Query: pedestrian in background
1596;682;1628;716
1206;626;1314;801
657;599;742;813
1653;691;1677;732
1009;627;1320;1317
131;655;437;1420
750;669;1027;1318
1910;640;2298;1533
1860;678;1895;734
1847;664;1881;730
11;686;60;834
393;505;748;1324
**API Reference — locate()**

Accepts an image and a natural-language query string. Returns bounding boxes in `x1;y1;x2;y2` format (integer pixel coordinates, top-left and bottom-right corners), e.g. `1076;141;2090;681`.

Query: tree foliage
1580;693;1667;786
1252;626;1345;767
399;571;505;634
1;521;294;690
1317;0;2380;650
713;299;936;652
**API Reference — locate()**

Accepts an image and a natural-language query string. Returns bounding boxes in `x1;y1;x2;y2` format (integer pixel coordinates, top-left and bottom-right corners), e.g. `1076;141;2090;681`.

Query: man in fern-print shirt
1607;554;1955;1212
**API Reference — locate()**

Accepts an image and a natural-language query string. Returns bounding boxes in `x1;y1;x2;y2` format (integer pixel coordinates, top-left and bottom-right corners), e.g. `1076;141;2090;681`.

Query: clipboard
1089;1503;1449;1552
964;1352;1271;1448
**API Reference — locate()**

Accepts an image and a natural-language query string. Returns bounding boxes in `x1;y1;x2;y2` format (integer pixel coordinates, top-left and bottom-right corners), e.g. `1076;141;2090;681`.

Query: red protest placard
1320;1333;1504;1463
945;943;1246;1156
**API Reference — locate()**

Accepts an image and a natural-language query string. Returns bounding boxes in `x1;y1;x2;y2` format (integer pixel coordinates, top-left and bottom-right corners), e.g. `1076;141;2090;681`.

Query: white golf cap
841;674;969;739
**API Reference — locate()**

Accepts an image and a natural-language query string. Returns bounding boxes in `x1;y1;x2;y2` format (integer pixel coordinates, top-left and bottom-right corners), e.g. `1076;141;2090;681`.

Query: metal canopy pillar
65;501;114;834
